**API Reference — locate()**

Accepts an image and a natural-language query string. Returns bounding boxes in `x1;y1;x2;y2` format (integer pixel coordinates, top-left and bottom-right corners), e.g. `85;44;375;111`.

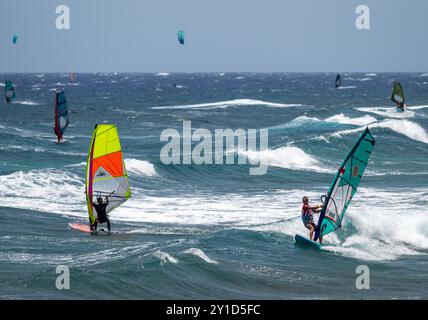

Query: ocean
0;72;427;299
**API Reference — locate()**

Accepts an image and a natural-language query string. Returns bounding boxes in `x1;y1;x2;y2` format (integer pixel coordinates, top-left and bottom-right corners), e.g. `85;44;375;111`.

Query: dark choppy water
0;72;427;299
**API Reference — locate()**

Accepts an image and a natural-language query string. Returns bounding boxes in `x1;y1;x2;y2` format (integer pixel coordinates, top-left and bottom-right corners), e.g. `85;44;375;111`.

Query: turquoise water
0;73;427;299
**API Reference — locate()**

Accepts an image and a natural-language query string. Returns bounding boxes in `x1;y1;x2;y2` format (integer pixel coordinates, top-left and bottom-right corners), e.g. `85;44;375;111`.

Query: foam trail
331;127;366;138
183;248;218;264
407;105;428;110
14;100;41;106
152;99;304;110
114;189;311;226
337;86;357;90
356;107;415;119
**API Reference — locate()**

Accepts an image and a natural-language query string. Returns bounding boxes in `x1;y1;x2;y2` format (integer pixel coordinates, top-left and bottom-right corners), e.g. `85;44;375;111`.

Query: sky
1;0;427;72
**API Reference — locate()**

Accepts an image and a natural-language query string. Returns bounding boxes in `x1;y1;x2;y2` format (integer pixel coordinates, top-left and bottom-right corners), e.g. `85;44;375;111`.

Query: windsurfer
396;101;406;111
301;196;323;243
91;196;111;232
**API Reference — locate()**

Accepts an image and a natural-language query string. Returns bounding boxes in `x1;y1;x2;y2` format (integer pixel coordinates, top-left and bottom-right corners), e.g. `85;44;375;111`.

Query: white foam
0;244;154;266
183;248;218;264
372;119;428;144
155;72;169;76
240;146;332;173
356;78;372;81
407;105;428;111
0;169;85;216
337;86;357;90
152;99;304;110
14;100;41;106
113;189;309;227
332;119;428;144
326;114;377;126
153;250;178;264
2;168;426;263
125;159;157;177
356;107;415;119
279;116;322;128
331;127;366;138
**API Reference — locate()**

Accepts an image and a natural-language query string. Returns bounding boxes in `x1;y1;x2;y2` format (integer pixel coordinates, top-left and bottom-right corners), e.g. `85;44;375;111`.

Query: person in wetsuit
91;196;111;232
301;196;324;243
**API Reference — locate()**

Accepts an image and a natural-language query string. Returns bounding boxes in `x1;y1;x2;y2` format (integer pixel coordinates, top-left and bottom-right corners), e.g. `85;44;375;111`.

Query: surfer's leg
107;219;111;232
309;224;315;240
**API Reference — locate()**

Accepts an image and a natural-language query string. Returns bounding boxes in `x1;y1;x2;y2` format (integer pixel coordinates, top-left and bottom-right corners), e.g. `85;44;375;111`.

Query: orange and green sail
85;124;131;225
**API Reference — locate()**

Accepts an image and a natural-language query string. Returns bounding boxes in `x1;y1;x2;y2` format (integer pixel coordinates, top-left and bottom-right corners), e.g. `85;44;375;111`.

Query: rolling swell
0;73;427;299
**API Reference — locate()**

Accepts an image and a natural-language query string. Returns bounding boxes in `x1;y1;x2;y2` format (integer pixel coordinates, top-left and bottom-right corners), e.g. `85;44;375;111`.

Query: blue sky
1;0;427;72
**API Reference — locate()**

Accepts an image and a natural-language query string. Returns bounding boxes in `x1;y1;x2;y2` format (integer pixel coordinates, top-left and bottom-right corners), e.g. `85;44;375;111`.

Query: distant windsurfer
91;195;111;233
391;81;406;112
395;101;406;112
301;196;323;243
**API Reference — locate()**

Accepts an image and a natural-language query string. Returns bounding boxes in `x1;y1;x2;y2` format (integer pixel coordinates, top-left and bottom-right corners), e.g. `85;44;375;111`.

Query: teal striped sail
314;127;375;241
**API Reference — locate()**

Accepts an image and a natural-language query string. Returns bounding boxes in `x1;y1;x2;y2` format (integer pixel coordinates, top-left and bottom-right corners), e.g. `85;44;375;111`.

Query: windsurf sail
314;127;375;241
335;74;341;88
178;31;185;45
12;34;18;44
4;80;15;103
391;81;405;105
85;124;131;225
54;91;69;140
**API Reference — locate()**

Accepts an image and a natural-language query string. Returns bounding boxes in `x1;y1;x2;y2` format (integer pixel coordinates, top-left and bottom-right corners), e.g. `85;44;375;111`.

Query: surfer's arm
310;204;323;212
105;191;115;204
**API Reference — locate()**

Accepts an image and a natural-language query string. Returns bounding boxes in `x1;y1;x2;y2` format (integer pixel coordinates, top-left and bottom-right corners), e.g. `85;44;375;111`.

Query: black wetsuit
92;200;111;232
